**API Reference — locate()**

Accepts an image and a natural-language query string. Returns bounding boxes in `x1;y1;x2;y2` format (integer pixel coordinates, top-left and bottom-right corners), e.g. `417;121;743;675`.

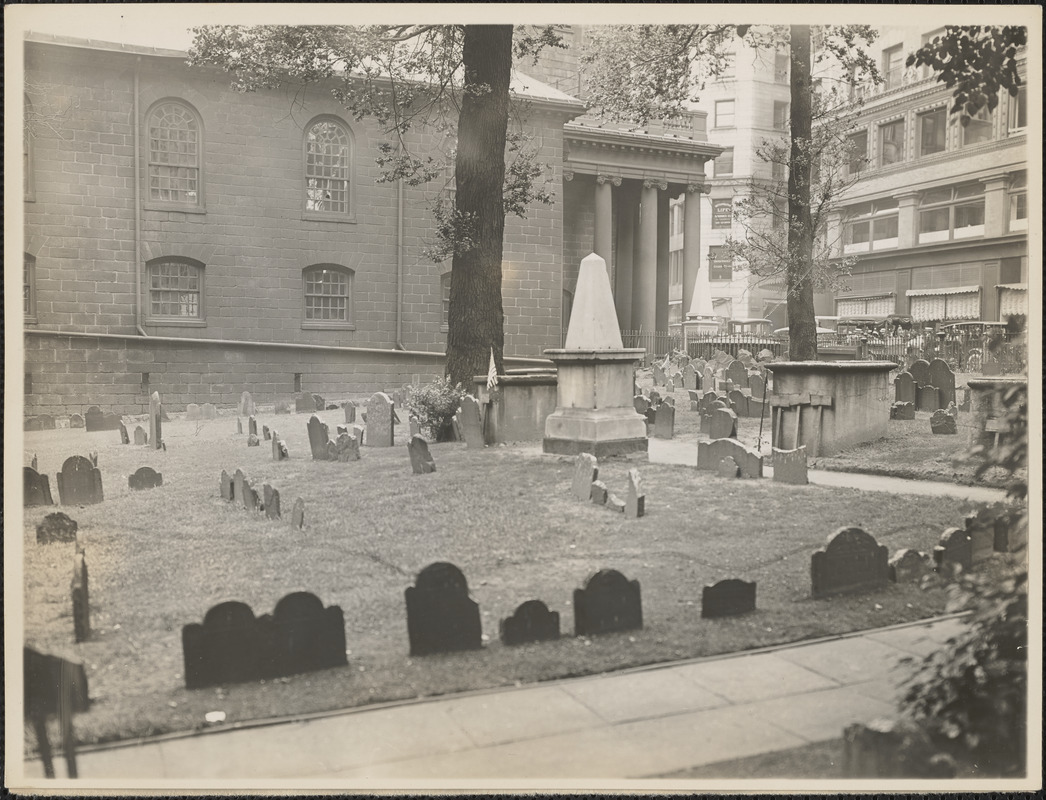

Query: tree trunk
786;25;818;361
445;25;512;388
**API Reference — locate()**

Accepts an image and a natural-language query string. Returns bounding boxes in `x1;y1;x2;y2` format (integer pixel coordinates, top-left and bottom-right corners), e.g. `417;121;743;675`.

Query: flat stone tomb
25;466;54;506
366;392;395;447
72;550;89;643
458;395;485;448
500;599;560;646
811;527;889;599
405;562;482;656
573;453;598;502
57;456;104;506
408;435;436;474
181;592;347;689
128;467;163;490
701;578;756;618
37;511;78;544
573;569;642;637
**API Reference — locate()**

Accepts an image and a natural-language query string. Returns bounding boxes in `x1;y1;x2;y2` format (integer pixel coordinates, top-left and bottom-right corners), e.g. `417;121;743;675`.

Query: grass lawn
20;401;1002;751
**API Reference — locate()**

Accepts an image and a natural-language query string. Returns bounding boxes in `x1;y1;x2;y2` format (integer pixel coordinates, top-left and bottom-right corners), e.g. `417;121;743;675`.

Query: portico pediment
565;123;722;184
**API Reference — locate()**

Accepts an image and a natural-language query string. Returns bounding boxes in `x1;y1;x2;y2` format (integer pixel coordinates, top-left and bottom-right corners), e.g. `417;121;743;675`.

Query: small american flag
486;347;499;391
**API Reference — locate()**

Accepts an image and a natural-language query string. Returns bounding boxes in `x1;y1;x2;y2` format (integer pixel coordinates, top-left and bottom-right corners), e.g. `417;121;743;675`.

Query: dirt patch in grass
20;405;1004;750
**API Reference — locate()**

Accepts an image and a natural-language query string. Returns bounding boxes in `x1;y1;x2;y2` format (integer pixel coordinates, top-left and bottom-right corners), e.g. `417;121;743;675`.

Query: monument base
542;407;648;457
543;436;648;458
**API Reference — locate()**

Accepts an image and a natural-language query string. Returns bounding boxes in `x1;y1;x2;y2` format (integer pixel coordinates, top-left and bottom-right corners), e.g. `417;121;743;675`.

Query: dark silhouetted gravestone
128;466;163;490
728;389;749;419
889;549;933;583
328;432;361;462
262;425;271;441
295;392;316;413
717;456;739;478
405;562;482;656
343;401;357;424
72;550;89;642
233;469;246;504
237;418;243;435
709;407;738;440
653;403;675;439
408;435;436;474
57;455;103;505
927;359;955;409
500;600;560;646
458;395;485;448
248;416;258;436
634;395;650;415
24;646;90;779
268;592;347;678
291;498;305;529
811;527;889;599
701;579;756;618
307;415;331;460
37;512;78;544
247;433;261;447
119;422;130;444
626;468;645;518
933;527;971;577
930;410;957;435
573;569;642;637
908;359;931;387
724;359;748;389
238;391;255;417
773;446;808;485
133;426;148;445
366;392;395;447
590;479;609;505
69;413;85;429
890;401;915;420
183;601;265;689
220;470;233;501
25;466;54;506
149;392;163;450
263;484;281;520
186;403;202;421
573;453;598;502
916;385;939;413
202;403;217;420
698;438;763;478
894;372;916;405
84;407;106;432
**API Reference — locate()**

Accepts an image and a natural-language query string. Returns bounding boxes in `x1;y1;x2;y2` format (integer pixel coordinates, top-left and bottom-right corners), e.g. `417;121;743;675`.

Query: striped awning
994;283;1027;291
906;285;981;297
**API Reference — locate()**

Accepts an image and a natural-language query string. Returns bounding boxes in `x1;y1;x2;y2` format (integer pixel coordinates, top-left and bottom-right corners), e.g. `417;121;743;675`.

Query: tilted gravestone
934;527;972;576
186;403;202;421
128;467;163;490
408;435;437;474
724;359;748;390
25;467;54;506
343;401;357;424
500;600;560;646
148;392;163;450
37;512;78;544
365;392;395;447
328;432;361;462
291;498;305;529
908;359;931;387
119;422;130;444
772;446;808;485
69;413;85;429
272;432;289;461
687;390;702;412
728;389;749;419
262;425;271;441
405;562;482;656
889;549;933;583
573;453;598;502
927;359;955;409
890;401;915;420
242;479;261;512
220;470;233;501
202;403;217;420
248;416;258;436
717;456;740;478
701;579;756;618
682;363;698;391
133;426;148;445
652;362;666;386
916;385;940;413
930;409;957;435
811;527;889;599
652;403;675;439
709;407;738;440
263;484;281;520
351;424;366;447
894;372;916;405
698;438;763;479
233;469;246;504
307;415;332;460
573;569;642;637
247;433;261;447
458;395;486;448
590;479;609;505
626;468;645;519
57;456;104;505
238;391;255;417
72;550;89;643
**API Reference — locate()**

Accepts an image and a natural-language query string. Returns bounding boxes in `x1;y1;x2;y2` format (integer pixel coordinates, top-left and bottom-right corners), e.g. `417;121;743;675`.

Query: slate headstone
500;600;560;646
590;479;609;505
365;392;395;447
247;433;261;447
186;403;202;421
725;359;748;389
688;389;702;412
772;446;808;485
263;425;271;441
343;402;357;424
68;413;85;429
703;366;715;392
894;372;916;405
119;422;130;445
71;551;90;643
295;392;316;413
927;359;955;409
25;467;54;506
728;389;749;419
405;562;482;656
930;410;957;435
573;453;598;502
328;432;361;462
248;416;258;436
263;484;281;520
890;401;915;420
291;498;305;529
220;470;233;501
682;363;698;391
749;374;766;401
889;549;933;583
312;394;326;412
701;579;756;618
573;569;642;637
811;527;889;599
626;468;645;519
709;407;738;440
274;401;291;415
652;403;675;439
233;469;246;504
717;456;739;478
916;385;940;413
933;527;972;577
408;435;437;474
149;391;163;450
458;395;485;448
268;592;347;679
56;455;104;505
202;403;217;420
36;512;78;544
237;418;243;435
128;467;163;490
134;426;148;445
238;391;255;417
181;601;261;689
307;415;331;460
84;407;105;432
909;359;931;387
272;433;288;461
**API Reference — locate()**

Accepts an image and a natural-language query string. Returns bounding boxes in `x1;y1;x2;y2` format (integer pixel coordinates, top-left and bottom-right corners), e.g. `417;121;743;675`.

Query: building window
24;94;35;201
962;106;993;146
708;245;732;281
147;101;202;206
772;160;787;182
440;272;452;331
774;51;789;83
24;253;37;322
879;119;905;166
714;100;735;128
844;200;899;254
715;54;736;81
836;295;895;317
918;107;947;156
1008;86;1027;133
303;264;354;327
669;200;684;237
919;29;946;79
883;44;904;89
713;147;734;177
918;184;985;244
148;258;204;320
908;288;982;322
711;199;733;229
846;131;868;174
1009;173;1027;232
669;250;683;287
773;101;789;131
305;118;353;217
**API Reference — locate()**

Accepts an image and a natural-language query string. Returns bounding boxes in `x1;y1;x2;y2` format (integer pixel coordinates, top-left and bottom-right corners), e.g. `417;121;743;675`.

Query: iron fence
621;330;681;365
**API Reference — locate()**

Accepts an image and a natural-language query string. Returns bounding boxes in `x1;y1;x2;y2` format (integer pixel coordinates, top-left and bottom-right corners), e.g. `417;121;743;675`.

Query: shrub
405;377;466;440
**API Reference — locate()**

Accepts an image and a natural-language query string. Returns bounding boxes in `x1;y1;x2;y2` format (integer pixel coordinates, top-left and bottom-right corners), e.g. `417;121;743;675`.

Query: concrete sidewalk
20;615;967;785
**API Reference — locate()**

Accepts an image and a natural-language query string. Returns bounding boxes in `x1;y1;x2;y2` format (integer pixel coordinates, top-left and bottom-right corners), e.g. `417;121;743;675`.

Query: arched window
24;253;37;322
147;101;202;207
24;95;35;201
148;257;204;320
304;118;353;217
303;264;354;328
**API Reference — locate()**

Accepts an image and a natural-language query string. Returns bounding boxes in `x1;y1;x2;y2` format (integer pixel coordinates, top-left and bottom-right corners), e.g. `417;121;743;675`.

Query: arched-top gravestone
25;467;54;506
682;363;698;391
573;569;642;636
811;527;889;599
888;549;933;583
749;373;766;402
269;592;347;678
933;527;972;576
500;599;560;646
182;601;264;689
85;406;120;432
186;403;202;421
128;467;163;491
57;456;104;506
307;415;331;460
701;578;756;618
927;359;955;409
458;395;485;449
728;389;749;419
366;392;395;447
405;562;482;656
724;359;748;390
709;407;738;440
909;359;931;387
894;372;916;405
408;435;436;474
573;453;599;502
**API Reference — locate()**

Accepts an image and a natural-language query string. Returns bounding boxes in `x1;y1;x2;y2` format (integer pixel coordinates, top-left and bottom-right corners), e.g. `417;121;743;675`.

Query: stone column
615;182;637;333
982;175;1009;238
896;191;919;250
633;179;663;335
682;182;703;322
656;187;671;334
594;175;620;278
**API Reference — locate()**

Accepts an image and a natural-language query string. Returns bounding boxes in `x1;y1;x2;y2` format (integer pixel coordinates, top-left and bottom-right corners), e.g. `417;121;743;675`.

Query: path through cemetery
23;615;966;782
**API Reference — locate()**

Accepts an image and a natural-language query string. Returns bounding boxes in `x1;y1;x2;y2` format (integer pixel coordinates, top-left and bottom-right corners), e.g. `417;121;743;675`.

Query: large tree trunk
445;25;512;387
786;25;818;361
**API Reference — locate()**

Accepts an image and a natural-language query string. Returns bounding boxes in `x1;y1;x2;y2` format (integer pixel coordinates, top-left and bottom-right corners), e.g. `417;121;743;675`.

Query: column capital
563;169;574;182
642;178;668;191
686;182;708;195
596;174;623;187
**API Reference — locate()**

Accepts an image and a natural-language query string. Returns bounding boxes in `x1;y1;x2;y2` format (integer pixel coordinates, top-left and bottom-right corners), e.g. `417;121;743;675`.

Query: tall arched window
303;264;354;328
147;100;202;207
304;118;353;218
148;257;204;321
